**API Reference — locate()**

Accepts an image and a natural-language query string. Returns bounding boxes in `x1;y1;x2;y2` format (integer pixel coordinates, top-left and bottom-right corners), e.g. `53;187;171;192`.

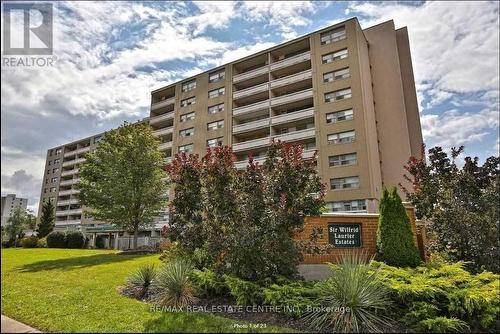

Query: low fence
114;236;162;250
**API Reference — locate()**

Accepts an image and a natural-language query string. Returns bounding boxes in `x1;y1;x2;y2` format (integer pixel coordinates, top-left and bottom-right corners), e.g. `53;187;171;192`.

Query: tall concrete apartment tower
149;18;423;213
1;194;28;226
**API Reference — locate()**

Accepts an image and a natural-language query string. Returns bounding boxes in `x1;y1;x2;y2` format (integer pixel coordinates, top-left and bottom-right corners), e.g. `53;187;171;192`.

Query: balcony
233;118;270;134
232;137;271;152
62;158;86;167
271;107;314;126
63;146;90;158
55;220;81;226
61;168;79;177
270;51;311;71
57;198;80;206
274;127;316;142
233;65;269;83
153;127;173;137
233;82;269;100
58;189;80;196
270;88;313;107
159;141;173;151
270;69;312;89
151;97;175;110
149;112;174;125
233;100;270;116
164;157;172;164
59;178;80;187
56;208;83;217
235;149;316;169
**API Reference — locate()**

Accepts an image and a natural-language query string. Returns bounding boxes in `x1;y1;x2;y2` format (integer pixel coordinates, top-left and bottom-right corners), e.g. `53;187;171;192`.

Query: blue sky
1;1;499;212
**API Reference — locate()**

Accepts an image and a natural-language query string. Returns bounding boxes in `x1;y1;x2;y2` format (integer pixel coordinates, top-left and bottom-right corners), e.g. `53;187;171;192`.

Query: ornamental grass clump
153;258;197;308
125;264;157;299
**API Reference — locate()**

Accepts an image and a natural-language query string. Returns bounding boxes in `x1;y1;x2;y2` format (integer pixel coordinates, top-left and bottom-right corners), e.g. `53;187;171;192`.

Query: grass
1;248;290;333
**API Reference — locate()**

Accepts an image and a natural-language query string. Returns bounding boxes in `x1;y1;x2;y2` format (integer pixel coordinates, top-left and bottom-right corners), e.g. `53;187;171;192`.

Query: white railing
233;99;270;116
61;168;79;177
62;158;86;167
159;141;173;151
270;88;313;107
56;208;83;217
55;220;81;226
271;107;314;126
233;82;269;99
58;189;80;196
153;127;173;137
235;149;316;169
274;128;316;142
149;112;174;124
164;157;172;164
270;51;311;71
233;65;269;83
116;236;162;250
270;69;312;89
232;137;271;152
151;97;175;110
232;118;270;134
63;146;90;158
57;198;80;206
59;178;80;187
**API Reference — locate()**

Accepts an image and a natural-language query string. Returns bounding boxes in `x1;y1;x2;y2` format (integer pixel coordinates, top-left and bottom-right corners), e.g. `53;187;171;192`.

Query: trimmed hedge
20;236;39;248
65;231;85;248
47;231;66;248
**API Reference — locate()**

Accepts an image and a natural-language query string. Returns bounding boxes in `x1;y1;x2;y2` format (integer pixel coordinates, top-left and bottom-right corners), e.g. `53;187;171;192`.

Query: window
55;148;62;155
48;160;52;165
44;188;47;193
47;169;50;175
209;70;225;83
320;27;346;45
180;96;196;107
208;103;224;114
207;120;224;131
178;144;193;153
322;49;348;63
326;200;367;212
208;87;225;98
327;130;356;144
326;109;354;123
49;149;53;156
330;176;359;190
325;88;352;102
51;177;58;183
49;187;57;193
45;179;48;184
180;112;195;122
182;80;196;92
323;68;350;83
329;153;357;167
179;127;194;137
53;168;59;173
54;158;60;164
207;137;223;148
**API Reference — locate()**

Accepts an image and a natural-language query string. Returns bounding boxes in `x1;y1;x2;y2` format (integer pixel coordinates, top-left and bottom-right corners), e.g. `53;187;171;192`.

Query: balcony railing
61;168;79;177
62;158;86;167
149;112;174;124
270;88;313;107
151;96;175;110
159;141;173;151
234;148;316;169
271;107;314;126
270;69;312;89
233;99;270;116
233;118;270;134
270;51;311;71
58;189;80;196
232;137;271;152
55;220;81;226
56;208;83;217
232;127;316;152
274;127;316;142
164;157;172;164
57;198;80;206
59;178;80;187
63;146;90;158
233;65;269;83
153;127;173;137
233;82;269;99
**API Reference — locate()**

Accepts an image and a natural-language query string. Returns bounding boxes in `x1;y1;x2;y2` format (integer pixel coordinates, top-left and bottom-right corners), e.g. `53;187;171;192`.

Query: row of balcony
233;69;312;99
233;107;314;134
234;148;316;169
58;188;80;197
151;96;175;110
57;198;80;206
55;220;81;226
233;88;313;116
233;127;316;153
153;127;173;137
61;168;79;177
149;111;174;125
62;158;86;167
56;208;83;217
233;51;311;83
63;146;90;158
59;178;80;187
159;141;173;151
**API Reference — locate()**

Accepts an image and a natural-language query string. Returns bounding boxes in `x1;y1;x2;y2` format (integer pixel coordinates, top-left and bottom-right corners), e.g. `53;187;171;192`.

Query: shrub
376;187;421;267
302;252;393;332
1;240;12;248
65;231;85;248
159;241;188;262
95;235;105;249
153;258;197;308
46;231;66;248
37;237;47;248
20;236;39;248
372;260;500;332
126;264;157;298
224;275;264;305
190;268;228;298
263;281;319;318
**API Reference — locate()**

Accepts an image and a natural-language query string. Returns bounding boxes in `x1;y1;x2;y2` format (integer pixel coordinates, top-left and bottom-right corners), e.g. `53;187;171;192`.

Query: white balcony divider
270;51;311;71
153;126;173;137
233;99;270;116
233;82;269;99
232;137;271;152
271;107;314;125
151;97;175;110
270;69;312;89
232;118;270;134
233;65;269;83
270;88;313;107
149;112;174;124
62;158;86;167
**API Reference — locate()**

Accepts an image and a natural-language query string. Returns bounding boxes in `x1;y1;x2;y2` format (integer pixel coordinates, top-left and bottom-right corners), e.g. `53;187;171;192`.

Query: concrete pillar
114;232;119;250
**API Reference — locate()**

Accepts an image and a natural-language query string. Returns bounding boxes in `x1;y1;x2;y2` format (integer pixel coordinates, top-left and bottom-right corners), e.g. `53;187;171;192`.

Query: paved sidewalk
1;315;41;333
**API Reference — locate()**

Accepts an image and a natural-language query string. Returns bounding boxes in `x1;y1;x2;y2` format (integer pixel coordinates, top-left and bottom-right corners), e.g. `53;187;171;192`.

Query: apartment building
149;18;423;213
1;194;28;226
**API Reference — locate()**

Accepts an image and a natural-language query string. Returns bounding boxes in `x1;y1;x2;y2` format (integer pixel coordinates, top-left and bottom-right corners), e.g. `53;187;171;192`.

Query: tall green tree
76;122;169;249
376;187;421;267
5;207;30;247
37;199;55;238
401;145;500;272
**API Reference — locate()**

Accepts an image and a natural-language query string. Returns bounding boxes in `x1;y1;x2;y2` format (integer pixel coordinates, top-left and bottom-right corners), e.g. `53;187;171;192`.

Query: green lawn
1;248;289;333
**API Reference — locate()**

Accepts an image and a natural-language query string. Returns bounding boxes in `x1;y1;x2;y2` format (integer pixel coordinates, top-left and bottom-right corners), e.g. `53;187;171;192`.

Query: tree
401;145;500;272
37;199;55;238
5;207;30;247
76;122;169;249
376;187;421;267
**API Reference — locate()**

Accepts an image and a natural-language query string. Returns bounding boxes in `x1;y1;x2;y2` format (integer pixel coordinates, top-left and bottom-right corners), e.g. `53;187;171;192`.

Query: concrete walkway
1;315;41;333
